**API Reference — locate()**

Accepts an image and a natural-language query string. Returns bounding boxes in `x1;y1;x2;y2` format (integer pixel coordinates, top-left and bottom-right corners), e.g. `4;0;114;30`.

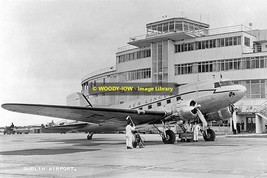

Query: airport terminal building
79;17;267;133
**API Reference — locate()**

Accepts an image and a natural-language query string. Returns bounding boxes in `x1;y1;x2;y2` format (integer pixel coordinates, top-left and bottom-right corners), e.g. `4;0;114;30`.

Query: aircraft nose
240;85;247;92
238;85;247;97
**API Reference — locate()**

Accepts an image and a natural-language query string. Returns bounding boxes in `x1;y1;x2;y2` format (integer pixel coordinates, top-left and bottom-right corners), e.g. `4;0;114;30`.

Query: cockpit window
214;80;234;88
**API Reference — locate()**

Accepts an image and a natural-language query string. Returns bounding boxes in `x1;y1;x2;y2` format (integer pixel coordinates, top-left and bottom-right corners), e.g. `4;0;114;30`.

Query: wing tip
1;103;9;109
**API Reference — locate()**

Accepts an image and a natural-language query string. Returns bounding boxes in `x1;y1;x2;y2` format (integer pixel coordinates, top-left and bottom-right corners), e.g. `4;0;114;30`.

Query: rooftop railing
206;25;253;36
128;24;254;43
117;45;138;53
82;65;116;82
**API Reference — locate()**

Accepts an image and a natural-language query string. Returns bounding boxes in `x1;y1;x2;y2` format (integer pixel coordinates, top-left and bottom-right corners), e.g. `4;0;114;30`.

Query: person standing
241;120;245;132
237;121;241;134
125;116;135;149
185;120;192;133
192;122;200;142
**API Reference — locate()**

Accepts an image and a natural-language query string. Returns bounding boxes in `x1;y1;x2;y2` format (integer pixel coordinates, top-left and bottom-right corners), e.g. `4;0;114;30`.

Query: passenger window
214;82;220;88
139;107;143;110
157;102;161;106
148;105;152;109
166;99;171;104
176;96;181;101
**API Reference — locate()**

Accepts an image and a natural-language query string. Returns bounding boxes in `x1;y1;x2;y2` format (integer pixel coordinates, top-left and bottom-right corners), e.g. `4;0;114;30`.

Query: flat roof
146;17;209;28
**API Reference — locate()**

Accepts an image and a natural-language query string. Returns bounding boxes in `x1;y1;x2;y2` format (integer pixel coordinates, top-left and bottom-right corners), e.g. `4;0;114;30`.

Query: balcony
128;25;254;48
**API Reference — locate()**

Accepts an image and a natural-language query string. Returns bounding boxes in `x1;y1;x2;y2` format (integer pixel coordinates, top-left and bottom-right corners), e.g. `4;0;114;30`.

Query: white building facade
80;17;267;133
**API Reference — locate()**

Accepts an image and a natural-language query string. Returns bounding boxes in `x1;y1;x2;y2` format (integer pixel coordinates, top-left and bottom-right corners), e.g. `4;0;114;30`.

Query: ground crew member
185;120;192;133
125;116;135;149
192;122;200;142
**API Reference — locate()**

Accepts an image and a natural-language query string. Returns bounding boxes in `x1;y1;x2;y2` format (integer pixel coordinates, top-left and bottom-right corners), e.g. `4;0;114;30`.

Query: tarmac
1;132;267;178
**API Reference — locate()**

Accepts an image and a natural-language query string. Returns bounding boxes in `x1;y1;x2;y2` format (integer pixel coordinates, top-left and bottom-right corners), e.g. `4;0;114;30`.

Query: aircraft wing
2;103;167;125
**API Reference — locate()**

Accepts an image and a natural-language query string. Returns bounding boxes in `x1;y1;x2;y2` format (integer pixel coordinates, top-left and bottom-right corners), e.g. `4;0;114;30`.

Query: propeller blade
196;109;207;128
232;110;237;130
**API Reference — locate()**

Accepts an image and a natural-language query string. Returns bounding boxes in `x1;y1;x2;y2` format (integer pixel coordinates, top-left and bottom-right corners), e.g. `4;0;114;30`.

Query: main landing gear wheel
162;130;176;144
203;128;216;141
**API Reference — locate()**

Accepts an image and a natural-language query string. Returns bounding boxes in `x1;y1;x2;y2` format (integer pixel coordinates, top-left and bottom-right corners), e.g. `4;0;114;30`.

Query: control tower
128;18;209;83
129;17;209;48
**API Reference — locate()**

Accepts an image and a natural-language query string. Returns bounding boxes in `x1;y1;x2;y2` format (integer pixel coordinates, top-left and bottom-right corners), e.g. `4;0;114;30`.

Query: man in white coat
192;122;200;142
125;116;135;149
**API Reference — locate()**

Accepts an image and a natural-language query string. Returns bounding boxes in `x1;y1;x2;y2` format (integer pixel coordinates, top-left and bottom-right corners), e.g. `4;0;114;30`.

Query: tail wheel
203;128;216;141
162;130;176;144
132;141;137;148
87;133;94;140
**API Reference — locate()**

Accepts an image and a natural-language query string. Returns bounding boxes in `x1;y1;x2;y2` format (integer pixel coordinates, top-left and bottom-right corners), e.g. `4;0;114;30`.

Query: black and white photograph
1;0;267;177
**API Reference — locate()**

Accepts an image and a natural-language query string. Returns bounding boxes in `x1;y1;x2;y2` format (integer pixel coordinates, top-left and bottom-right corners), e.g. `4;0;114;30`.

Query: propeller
196;108;208;129
230;104;237;131
191;101;207;129
126;116;135;125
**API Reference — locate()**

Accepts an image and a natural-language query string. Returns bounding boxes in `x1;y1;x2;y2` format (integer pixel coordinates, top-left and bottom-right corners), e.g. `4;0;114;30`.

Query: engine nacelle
178;106;198;120
207;107;232;121
171;104;198;121
170;100;199;121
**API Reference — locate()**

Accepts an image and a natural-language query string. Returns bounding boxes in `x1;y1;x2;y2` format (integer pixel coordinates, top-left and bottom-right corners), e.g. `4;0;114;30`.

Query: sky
0;0;267;127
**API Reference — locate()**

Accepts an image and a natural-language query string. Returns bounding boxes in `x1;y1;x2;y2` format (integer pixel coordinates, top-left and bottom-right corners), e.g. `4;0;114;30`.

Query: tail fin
66;92;93;107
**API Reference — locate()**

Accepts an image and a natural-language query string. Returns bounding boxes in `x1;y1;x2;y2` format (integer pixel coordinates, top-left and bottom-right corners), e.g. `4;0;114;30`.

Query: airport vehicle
3;123;15;135
1;78;246;144
4;127;15;135
14;127;31;134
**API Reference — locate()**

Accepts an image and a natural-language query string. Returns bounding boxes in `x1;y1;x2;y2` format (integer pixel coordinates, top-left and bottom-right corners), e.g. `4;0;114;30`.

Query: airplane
1;78;246;144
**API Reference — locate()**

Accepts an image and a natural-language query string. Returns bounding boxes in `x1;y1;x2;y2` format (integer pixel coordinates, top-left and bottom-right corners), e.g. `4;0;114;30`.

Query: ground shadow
0;148;100;155
38;138;125;147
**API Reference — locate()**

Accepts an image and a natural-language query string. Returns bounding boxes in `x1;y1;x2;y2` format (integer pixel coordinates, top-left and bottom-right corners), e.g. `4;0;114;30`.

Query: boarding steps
255;102;267;133
257;109;267;120
256;101;267;120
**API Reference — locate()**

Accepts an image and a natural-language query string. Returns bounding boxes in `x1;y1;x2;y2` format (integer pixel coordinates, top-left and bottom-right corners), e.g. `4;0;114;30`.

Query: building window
126;68;151;81
176;96;181;101
260;57;265;68
169;22;174;31
174;56;267;76
174;36;241;53
239;79;266;98
245;37;250;47
117;49;151;63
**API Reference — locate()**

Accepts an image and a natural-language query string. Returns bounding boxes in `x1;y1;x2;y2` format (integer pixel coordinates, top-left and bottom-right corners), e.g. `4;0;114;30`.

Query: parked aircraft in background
2;79;246;144
3;123;30;135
